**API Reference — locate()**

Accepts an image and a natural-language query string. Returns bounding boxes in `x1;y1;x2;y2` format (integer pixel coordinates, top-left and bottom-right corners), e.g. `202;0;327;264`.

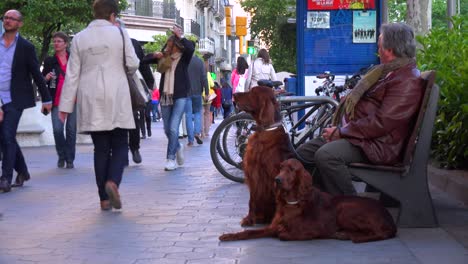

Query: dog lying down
220;159;397;243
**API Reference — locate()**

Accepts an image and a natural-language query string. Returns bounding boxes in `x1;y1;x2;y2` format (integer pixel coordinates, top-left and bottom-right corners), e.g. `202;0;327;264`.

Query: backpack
236;73;246;93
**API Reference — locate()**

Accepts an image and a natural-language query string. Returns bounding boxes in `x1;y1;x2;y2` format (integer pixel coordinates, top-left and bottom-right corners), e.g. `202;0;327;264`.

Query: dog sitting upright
233;86;294;226
220;159;397;243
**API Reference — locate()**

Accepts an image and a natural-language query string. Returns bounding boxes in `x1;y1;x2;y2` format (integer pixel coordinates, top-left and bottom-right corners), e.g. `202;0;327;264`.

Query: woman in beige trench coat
59;0;139;211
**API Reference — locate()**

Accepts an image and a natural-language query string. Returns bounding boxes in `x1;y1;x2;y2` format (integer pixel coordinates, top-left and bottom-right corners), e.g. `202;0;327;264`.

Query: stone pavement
0;120;467;264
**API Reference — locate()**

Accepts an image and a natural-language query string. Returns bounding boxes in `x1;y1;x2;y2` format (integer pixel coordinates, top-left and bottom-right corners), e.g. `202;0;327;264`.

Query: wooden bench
348;70;439;227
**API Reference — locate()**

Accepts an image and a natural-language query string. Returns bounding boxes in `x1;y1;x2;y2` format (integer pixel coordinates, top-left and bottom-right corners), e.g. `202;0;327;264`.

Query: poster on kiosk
295;0;381;97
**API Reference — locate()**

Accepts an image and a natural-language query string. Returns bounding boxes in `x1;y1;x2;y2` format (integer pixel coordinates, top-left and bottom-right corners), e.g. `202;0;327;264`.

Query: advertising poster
307;11;330;29
307;0;376;10
353;10;376;43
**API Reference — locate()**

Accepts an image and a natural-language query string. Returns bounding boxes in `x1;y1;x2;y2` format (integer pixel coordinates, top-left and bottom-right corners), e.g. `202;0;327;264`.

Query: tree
0;0;128;64
240;0;296;73
406;0;431;35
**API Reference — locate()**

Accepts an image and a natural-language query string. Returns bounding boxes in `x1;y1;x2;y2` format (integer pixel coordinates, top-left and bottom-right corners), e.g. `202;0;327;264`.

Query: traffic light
247;40;255;55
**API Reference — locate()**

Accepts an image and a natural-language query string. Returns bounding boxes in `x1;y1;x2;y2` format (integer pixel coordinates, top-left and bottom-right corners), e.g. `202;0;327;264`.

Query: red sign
307;0;376;10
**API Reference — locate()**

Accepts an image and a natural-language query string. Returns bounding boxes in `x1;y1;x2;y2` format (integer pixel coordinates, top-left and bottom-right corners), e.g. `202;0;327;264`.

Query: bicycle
210;80;339;183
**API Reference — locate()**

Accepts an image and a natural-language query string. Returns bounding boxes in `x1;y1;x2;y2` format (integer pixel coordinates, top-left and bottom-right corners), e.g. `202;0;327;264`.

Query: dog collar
264;122;284;131
286;200;299;205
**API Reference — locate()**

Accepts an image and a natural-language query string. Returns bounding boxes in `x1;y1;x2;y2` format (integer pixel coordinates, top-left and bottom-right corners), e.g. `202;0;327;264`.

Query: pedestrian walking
0;9;52;193
202;62;215;138
42;32;77;169
151;88;161;122
58;0;140;210
141;25;195;171
185;52;208;146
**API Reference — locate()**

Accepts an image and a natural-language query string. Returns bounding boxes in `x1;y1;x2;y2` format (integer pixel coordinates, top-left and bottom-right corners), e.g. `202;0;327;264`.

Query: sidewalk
0;119;467;264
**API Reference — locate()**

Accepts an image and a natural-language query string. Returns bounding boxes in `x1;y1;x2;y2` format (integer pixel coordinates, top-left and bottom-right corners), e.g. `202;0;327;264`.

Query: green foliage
417;15;468;169
0;0;128;64
240;0;296;73
388;0;406;22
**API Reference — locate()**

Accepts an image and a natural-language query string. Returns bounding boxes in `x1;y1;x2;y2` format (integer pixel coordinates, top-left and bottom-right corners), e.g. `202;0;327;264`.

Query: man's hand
322;126;341;142
58;111;68;124
0;110;3;123
41;103;52;115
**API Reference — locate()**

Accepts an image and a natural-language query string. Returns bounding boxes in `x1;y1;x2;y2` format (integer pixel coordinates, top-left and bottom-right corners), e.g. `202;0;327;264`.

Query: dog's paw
240;217;255;227
219;233;236;241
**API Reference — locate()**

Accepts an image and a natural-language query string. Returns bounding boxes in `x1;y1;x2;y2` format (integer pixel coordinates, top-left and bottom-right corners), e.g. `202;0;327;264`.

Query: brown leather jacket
339;62;424;165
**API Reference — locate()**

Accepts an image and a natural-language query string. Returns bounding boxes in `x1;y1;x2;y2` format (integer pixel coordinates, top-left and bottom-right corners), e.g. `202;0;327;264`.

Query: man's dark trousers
0;103;28;183
129;111;141;152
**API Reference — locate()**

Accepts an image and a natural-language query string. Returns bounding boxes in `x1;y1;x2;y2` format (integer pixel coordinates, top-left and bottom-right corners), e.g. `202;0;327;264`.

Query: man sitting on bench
297;22;424;195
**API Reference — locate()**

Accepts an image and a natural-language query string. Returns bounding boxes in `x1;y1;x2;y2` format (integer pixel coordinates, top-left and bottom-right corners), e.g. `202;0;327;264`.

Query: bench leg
397;190;438;228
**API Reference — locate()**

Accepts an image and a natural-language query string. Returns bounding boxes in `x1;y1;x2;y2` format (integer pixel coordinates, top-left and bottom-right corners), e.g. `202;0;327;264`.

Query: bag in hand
127;73;147;111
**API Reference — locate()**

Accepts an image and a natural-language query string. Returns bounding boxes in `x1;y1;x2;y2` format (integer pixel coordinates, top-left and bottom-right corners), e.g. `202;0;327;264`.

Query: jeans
161;97;187;160
0;103;28;183
51;106;77;162
90;128;129;201
151;102;161;120
185;95;203;143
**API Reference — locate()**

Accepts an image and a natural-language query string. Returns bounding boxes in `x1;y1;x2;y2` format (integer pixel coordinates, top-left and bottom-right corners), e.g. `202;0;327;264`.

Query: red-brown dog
220;159;397;243
233;86;294;226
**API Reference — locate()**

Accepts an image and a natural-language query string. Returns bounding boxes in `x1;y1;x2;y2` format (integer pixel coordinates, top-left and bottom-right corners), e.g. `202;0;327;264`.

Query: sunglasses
1;15;22;22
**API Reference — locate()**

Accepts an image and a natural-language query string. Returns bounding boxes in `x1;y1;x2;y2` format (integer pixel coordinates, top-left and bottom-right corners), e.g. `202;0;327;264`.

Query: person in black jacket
42;32;77;169
142;25;194;171
0;10;52;192
115;18;155;164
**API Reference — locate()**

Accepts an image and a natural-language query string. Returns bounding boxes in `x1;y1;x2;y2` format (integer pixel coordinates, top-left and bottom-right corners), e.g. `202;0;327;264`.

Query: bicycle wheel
210;112;255;183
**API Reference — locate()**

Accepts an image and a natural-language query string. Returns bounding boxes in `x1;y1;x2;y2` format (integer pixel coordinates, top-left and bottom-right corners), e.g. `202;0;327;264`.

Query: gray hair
115;18;125;28
380;23;416;58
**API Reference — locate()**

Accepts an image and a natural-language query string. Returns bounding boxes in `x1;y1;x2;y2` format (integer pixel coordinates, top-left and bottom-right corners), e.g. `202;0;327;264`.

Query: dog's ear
258;96;275;126
294;160;313;198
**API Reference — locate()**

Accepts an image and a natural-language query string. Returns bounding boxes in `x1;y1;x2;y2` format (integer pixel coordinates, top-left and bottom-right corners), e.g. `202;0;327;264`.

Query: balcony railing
184;19;201;37
195;0;214;9
198;38;215;55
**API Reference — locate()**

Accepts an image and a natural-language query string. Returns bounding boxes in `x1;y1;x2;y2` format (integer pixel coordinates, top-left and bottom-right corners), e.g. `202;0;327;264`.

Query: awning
125;28;166;42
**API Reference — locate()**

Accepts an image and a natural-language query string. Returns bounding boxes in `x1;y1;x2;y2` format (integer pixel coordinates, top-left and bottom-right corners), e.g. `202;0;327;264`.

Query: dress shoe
195;134;203;145
100;200;111;211
0;178;11;193
57;159;65;168
141;135;146;139
105;181;122;209
132;150;142;164
12;172;30;187
148;130;152;137
66;161;74;169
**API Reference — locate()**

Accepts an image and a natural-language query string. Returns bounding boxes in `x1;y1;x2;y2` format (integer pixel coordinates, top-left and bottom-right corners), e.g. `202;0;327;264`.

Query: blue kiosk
294;0;383;96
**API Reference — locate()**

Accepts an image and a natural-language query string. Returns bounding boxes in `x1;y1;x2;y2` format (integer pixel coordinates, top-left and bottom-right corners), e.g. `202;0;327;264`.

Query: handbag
118;27;146;111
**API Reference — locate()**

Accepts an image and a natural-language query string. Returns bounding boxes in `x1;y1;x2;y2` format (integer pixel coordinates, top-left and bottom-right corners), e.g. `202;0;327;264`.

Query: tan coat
59;19;139;133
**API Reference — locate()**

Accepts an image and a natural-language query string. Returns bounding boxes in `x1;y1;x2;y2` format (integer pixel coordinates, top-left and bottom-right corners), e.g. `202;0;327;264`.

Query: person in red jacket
211;80;222;123
151;88;161;122
296;23;424;196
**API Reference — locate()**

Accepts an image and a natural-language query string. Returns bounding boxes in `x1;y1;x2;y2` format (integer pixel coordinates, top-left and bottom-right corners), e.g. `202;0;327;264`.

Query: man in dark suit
0;10;52;192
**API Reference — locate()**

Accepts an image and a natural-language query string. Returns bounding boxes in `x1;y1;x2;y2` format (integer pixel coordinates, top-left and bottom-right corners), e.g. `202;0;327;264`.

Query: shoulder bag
118;27;146;111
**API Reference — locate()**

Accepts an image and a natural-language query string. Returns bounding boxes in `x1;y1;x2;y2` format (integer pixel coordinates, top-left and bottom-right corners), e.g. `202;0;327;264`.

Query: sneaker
195;134;203;145
176;143;184;166
57;159;65;168
164;159;177;171
187;142;194;147
132;150;142;164
66;161;74;169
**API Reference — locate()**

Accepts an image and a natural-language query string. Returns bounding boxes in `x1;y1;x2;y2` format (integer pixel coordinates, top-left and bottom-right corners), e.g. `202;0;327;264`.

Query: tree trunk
406;0;431;35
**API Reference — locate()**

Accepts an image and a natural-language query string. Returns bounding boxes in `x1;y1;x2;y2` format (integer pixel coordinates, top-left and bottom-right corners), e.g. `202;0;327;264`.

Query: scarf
332;57;415;126
161;52;182;106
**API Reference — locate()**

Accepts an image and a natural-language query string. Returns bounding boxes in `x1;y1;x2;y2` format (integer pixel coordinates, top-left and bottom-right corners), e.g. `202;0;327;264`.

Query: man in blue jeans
185;52;208;146
0;10;52;192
